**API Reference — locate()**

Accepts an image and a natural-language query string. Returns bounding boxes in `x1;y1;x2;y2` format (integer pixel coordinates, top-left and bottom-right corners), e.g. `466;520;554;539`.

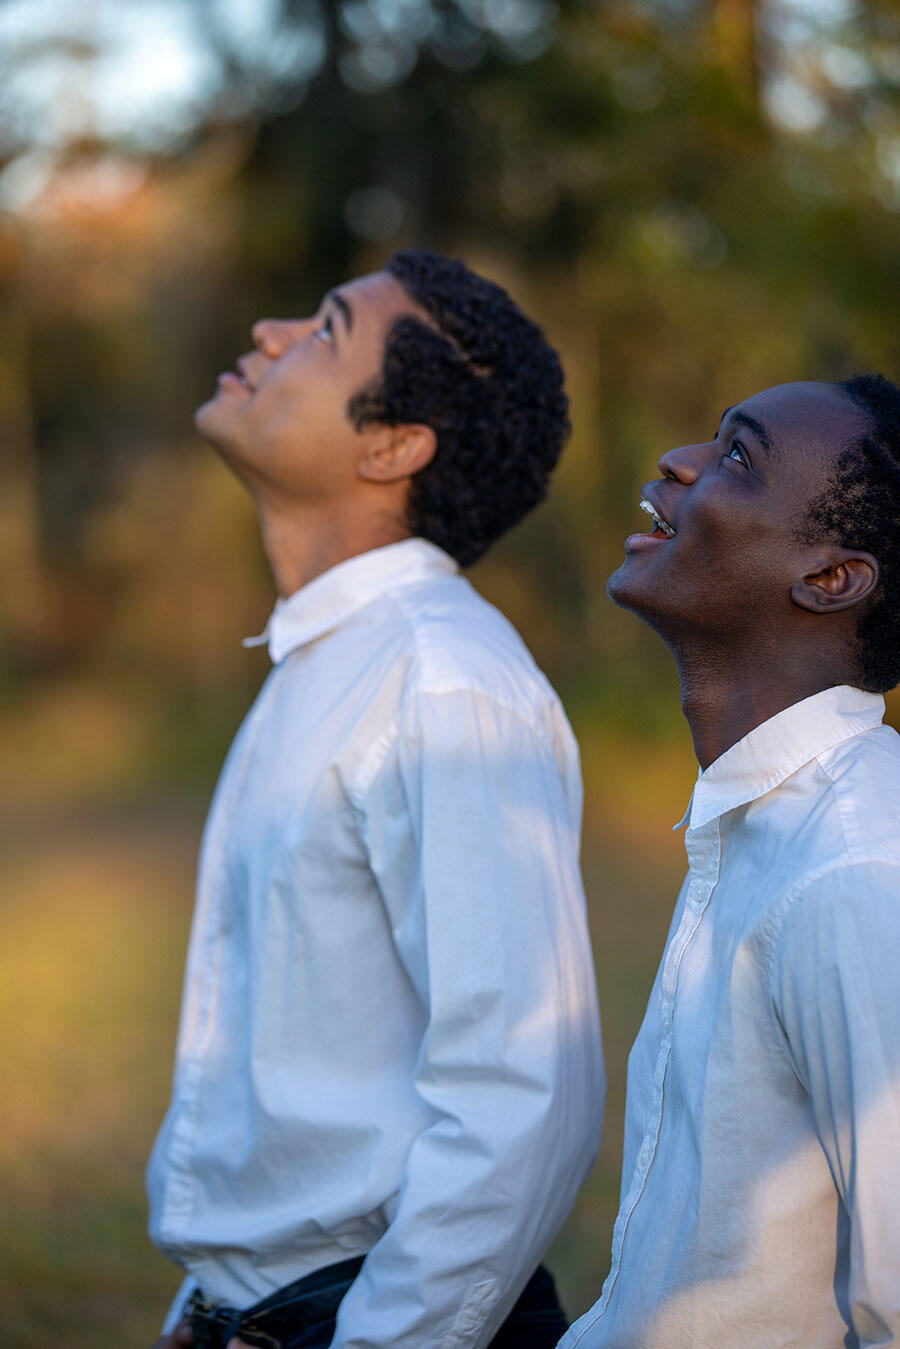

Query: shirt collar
243;538;459;665
681;685;885;831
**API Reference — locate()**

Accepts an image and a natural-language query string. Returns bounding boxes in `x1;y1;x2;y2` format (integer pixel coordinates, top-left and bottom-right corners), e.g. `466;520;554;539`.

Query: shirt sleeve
332;687;606;1349
770;859;900;1348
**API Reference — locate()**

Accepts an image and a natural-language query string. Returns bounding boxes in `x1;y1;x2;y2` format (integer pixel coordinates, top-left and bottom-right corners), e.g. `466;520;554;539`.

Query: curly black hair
346;249;571;567
800;373;900;693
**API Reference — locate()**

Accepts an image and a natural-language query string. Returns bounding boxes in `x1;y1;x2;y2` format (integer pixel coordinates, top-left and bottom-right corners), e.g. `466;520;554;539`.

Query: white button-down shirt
147;537;605;1348
562;685;900;1349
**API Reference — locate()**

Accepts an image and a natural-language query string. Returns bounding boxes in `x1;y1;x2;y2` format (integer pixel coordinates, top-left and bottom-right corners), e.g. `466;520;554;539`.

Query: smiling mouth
217;368;254;393
639;498;676;538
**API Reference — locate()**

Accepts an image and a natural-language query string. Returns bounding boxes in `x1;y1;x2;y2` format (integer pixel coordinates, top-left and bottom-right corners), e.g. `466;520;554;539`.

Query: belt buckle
186;1290;283;1349
187;1292;241;1348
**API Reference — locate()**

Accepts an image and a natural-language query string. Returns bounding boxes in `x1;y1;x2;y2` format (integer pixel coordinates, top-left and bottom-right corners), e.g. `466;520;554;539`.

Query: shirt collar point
242;630;269;650
685;686;885;826
262;539;458;665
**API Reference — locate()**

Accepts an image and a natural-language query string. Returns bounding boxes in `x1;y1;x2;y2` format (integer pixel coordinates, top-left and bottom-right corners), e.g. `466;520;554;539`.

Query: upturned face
607;381;872;644
195;270;422;503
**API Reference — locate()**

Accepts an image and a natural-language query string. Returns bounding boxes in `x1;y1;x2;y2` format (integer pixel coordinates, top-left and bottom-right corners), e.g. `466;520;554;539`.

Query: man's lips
215;353;259;395
216;369;253;394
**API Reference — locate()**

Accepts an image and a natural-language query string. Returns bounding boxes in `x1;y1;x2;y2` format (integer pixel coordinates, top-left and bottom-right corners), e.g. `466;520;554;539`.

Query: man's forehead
728;381;867;458
331;269;420;320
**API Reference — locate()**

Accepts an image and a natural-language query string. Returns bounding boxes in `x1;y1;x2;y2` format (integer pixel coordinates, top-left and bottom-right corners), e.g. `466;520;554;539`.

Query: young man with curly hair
562;375;900;1349
146;252;605;1349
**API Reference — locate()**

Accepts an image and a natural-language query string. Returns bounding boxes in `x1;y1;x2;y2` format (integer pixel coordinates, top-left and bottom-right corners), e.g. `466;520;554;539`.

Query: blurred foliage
0;0;898;746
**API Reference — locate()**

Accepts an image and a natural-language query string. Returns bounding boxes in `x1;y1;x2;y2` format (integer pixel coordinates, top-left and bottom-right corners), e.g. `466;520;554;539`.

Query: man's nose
657;441;713;485
251;317;310;358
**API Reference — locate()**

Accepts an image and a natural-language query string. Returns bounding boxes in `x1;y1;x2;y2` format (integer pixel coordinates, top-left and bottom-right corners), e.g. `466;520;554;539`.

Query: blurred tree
0;0;897;728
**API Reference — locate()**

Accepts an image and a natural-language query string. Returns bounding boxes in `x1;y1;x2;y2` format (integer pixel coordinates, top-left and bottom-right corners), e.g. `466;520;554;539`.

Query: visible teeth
639;499;675;538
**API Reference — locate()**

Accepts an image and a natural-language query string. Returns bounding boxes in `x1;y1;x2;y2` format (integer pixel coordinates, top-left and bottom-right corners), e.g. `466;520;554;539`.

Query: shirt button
639;1140;653;1168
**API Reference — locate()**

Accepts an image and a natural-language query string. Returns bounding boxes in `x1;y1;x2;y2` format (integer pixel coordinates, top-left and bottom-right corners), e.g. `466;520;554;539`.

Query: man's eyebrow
717;407;774;455
324;289;353;334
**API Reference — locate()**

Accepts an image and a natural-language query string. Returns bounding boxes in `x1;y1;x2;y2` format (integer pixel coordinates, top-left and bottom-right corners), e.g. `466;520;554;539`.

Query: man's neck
673;640;852;771
256;496;413;599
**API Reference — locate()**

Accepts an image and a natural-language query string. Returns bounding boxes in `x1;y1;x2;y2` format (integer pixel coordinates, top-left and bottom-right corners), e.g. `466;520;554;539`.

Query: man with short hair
561;374;900;1349
146;251;605;1349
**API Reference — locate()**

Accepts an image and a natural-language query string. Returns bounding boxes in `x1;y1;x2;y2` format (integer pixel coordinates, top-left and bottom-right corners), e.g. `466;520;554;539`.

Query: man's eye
313;315;334;344
726;441;748;467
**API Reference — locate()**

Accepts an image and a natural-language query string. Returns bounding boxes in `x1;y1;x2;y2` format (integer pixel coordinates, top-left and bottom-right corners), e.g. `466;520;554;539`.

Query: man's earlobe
791;551;880;614
358;424;437;484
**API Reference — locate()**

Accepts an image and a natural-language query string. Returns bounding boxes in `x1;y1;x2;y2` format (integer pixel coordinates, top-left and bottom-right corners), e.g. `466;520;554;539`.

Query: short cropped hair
801;373;900;692
347;249;571;567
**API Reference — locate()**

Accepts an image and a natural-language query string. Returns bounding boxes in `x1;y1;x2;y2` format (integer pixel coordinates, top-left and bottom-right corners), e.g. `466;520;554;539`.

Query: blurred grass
0;680;692;1343
0;789;198;1344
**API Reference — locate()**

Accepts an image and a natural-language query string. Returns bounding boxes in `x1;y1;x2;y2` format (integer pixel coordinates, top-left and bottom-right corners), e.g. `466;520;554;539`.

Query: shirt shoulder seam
760;764;855;1084
347;683;559;813
761;777;900;1082
387;582;553;703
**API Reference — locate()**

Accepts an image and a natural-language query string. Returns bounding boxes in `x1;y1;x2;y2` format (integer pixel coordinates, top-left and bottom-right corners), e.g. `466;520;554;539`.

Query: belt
187;1255;365;1349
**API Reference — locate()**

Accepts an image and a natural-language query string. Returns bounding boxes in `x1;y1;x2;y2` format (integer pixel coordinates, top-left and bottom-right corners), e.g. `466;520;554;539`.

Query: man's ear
357;424;437;484
791;550;880;614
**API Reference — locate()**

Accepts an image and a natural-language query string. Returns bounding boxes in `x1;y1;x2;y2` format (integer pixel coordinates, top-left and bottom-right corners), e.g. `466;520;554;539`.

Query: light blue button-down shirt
147;537;605;1347
562;685;900;1349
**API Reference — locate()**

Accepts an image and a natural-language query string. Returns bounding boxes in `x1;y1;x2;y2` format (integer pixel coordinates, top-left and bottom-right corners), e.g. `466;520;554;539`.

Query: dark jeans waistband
188;1255;365;1348
188;1257;565;1349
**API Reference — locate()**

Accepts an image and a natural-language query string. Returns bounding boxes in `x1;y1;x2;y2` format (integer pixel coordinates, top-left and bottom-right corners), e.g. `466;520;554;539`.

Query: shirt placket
159;664;287;1237
591;817;722;1324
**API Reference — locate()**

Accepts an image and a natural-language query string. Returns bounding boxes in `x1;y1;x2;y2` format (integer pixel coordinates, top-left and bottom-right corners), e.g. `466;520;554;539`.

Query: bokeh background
1;0;899;1342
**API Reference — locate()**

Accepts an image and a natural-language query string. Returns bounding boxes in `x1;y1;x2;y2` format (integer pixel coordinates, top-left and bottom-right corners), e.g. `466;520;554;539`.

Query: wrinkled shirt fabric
561;685;900;1349
146;538;605;1349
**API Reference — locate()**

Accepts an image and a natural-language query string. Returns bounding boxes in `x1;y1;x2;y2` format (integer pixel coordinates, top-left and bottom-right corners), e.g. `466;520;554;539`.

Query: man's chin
194;396;221;440
607;557;676;632
193;397;241;458
194;399;250;477
606;557;646;612
607;560;687;656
